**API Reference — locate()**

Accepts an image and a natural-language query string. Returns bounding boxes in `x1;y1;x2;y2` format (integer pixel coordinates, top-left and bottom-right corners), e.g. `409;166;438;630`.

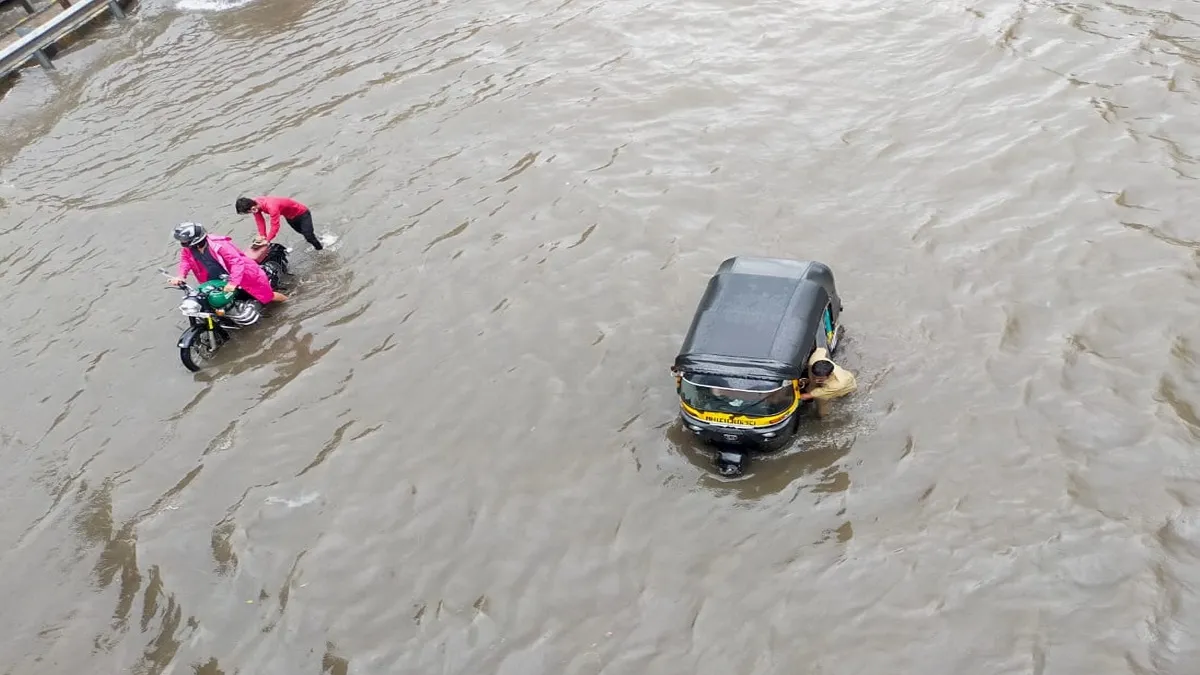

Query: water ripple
5;0;1200;671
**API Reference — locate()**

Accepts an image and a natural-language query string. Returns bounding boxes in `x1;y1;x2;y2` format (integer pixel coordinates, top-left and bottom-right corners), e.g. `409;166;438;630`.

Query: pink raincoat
176;235;274;304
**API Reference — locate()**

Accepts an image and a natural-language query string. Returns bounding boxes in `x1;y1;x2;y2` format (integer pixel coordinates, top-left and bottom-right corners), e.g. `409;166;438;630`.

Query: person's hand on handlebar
167;277;185;287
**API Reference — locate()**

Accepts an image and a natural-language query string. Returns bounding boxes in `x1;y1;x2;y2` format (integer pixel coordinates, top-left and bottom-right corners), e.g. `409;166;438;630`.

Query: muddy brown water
4;0;1200;672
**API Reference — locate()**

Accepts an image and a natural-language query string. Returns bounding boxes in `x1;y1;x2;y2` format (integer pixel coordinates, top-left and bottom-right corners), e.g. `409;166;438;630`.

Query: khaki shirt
806;348;857;400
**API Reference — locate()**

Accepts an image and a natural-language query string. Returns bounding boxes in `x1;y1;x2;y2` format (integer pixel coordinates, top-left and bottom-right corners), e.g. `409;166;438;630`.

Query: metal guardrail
3;0;64;43
3;0;42;15
0;0;127;79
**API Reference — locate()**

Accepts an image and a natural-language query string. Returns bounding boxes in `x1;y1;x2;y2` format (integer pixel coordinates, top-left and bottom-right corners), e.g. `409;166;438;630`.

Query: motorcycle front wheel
179;327;222;372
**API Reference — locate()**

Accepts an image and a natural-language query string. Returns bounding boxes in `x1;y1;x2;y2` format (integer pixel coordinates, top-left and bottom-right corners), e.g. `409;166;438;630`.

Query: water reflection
195;657;226;675
664;413;858;503
321;642;350;675
193;0;320;38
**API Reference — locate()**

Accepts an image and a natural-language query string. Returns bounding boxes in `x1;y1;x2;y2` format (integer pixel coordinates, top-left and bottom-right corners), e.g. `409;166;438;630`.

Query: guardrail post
13;25;55;70
106;0;125;18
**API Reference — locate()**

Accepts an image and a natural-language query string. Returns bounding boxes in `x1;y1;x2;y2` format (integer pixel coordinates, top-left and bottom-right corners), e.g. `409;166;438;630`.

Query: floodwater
3;0;1200;671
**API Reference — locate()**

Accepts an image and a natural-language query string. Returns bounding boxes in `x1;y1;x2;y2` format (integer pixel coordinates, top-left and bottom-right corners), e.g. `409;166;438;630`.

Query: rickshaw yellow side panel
680;393;800;428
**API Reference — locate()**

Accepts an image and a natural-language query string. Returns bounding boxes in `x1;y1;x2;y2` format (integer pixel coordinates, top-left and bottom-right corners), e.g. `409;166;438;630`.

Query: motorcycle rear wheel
180;329;221;372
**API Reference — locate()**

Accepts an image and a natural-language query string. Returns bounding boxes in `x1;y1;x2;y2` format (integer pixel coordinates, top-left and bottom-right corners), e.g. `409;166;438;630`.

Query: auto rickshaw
671;256;845;475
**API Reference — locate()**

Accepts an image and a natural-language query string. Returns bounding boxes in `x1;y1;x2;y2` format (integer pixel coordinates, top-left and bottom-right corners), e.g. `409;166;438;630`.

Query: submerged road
3;0;1200;672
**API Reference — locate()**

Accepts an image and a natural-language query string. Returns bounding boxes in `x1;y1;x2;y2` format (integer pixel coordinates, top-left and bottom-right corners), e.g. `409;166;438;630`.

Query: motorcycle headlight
179;298;205;316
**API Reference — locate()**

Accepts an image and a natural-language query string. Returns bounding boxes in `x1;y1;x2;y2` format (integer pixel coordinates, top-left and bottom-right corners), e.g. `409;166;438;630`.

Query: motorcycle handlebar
158;267;231;293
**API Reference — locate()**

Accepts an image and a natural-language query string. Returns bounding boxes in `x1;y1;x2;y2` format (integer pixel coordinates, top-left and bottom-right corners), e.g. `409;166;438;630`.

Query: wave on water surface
173;0;257;11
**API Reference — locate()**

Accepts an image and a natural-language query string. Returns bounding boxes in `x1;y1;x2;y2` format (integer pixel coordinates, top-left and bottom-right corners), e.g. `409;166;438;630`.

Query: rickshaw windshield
679;378;794;417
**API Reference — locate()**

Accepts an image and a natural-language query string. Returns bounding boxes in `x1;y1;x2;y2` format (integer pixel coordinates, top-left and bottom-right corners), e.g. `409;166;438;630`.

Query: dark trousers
284;210;323;250
232;288;262;304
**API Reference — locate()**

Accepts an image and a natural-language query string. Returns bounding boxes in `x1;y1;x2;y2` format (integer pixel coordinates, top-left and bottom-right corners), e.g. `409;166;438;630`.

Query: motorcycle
161;242;290;372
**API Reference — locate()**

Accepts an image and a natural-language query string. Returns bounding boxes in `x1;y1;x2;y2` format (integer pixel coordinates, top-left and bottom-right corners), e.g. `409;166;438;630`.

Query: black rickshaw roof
674;256;840;382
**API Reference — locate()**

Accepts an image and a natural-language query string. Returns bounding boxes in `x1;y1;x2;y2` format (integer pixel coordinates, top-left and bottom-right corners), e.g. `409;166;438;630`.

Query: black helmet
173;222;207;247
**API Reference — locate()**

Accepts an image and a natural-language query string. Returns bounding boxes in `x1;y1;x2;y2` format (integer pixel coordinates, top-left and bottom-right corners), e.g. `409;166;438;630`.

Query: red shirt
253;195;308;240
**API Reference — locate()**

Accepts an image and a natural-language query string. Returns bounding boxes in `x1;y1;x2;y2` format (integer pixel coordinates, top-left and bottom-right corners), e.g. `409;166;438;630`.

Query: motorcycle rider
167;222;288;304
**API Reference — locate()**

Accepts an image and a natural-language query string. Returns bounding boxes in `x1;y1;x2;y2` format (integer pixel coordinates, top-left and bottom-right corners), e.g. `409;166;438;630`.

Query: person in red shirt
236;195;324;250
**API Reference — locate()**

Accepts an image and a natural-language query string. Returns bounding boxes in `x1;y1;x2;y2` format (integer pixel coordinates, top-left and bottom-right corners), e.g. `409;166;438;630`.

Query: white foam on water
318;232;339;251
263;492;321;508
174;0;256;11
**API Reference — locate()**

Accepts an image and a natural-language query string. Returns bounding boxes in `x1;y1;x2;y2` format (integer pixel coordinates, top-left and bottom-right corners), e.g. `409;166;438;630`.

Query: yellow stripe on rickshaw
679;393;799;428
